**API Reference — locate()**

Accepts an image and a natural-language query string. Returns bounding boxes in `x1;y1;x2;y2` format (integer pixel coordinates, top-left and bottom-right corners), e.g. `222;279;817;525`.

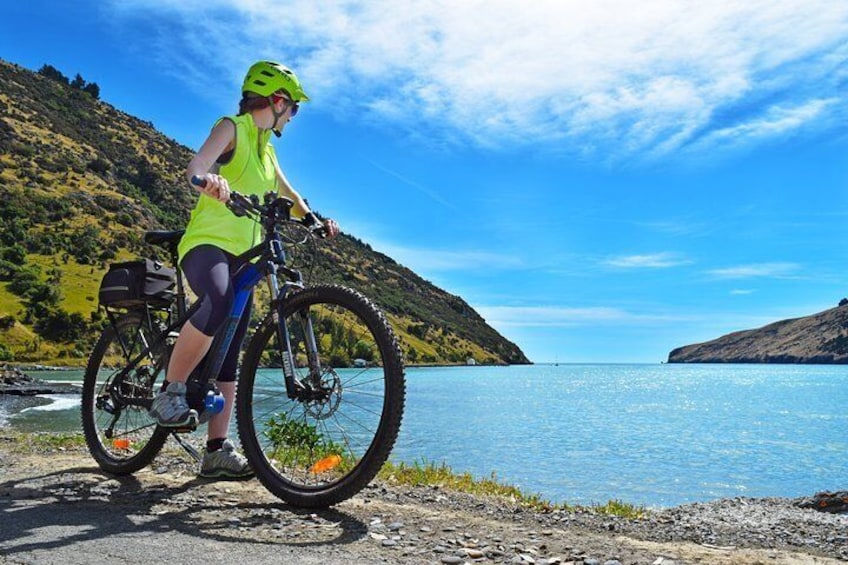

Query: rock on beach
0;365;80;396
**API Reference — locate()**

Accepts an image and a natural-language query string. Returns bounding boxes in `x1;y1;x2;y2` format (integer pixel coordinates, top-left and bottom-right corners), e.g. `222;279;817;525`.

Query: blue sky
2;0;847;363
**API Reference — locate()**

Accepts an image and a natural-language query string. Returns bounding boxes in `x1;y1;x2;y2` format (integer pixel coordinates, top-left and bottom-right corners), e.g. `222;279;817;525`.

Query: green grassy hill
0;59;529;367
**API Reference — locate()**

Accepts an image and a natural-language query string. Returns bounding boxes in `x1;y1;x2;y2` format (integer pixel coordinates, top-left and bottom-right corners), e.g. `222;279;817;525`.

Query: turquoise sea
2;363;846;508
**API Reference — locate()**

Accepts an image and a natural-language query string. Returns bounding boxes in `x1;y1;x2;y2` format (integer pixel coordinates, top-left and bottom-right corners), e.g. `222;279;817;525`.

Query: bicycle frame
107;195;322;411
86;186;406;506
196;242;313;400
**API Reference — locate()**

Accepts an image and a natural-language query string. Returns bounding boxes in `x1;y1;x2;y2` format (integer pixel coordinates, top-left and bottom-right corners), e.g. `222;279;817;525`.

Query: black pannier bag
98;259;176;308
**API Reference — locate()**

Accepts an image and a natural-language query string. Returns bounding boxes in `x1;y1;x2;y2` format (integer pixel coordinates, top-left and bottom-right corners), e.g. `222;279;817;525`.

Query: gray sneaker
148;381;198;428
200;439;254;479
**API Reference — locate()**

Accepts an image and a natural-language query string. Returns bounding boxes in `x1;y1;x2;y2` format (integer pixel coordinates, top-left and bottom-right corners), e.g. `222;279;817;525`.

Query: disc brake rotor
304;369;342;420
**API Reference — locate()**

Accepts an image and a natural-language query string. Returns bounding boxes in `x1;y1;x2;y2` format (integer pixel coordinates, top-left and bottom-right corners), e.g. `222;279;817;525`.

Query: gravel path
0;434;845;564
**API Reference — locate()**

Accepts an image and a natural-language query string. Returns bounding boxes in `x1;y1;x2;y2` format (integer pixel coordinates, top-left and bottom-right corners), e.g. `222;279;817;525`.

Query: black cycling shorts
181;245;252;382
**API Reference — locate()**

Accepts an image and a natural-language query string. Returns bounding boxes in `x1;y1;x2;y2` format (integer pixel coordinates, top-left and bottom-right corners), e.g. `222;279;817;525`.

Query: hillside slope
668;302;848;364
0;59;528;366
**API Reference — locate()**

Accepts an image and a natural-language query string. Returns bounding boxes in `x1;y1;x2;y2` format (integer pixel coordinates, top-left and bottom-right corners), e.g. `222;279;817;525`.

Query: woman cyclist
149;61;339;479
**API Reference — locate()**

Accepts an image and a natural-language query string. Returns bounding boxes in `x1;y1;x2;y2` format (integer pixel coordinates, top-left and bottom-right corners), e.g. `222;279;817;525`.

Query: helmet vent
253;80;267;87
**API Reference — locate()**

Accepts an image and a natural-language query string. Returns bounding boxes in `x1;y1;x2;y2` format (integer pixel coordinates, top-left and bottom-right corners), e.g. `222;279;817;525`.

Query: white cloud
604;252;692;269
477;305;681;327
689;98;838;152
730;289;756;295
477;306;627;327
110;0;848;159
478;301;828;333
374;243;523;273
707;262;800;279
640;219;711;237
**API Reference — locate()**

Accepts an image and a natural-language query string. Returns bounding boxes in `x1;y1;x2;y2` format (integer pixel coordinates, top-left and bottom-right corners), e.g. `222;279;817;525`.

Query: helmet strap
270;96;285;137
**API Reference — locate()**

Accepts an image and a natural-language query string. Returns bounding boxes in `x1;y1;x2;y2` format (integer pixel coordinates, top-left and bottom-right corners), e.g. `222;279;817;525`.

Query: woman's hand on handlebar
323;218;340;239
191;173;230;203
303;212;339;239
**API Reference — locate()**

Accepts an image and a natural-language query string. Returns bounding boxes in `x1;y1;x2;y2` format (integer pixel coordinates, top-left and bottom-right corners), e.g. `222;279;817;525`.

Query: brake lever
300;212;328;239
311;224;329;239
227;195;250;217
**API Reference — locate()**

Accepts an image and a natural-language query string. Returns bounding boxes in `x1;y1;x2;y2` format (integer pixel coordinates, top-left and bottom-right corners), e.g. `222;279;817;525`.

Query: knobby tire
237;285;405;508
81;310;169;474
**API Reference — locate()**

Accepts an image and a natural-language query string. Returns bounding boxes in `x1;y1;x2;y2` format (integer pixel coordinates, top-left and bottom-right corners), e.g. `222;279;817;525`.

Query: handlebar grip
193;175;244;214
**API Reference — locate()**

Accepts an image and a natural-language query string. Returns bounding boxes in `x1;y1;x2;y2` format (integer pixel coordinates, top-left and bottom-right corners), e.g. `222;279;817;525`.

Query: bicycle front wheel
81;310;170;474
237;285;405;508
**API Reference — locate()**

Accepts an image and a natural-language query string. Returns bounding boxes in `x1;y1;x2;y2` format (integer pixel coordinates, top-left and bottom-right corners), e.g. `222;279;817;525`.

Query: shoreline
1;431;845;564
9;364;80;371
3;365;845;516
0;364;82;396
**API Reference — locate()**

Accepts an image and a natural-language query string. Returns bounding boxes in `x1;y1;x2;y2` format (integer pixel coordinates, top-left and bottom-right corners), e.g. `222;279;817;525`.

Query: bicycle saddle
144;230;185;247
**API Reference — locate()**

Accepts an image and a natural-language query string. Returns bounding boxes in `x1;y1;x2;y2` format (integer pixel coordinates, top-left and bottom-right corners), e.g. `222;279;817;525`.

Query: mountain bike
81;180;406;507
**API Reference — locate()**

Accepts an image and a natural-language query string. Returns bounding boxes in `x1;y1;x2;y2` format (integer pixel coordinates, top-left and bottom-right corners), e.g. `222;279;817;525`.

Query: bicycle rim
81;310;169;474
238;285;405;507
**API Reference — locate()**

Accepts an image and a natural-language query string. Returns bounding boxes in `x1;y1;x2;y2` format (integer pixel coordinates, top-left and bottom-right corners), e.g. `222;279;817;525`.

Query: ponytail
238;93;271;115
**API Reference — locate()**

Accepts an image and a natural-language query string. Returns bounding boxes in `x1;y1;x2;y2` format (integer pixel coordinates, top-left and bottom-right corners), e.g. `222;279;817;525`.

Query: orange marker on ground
309;454;341;474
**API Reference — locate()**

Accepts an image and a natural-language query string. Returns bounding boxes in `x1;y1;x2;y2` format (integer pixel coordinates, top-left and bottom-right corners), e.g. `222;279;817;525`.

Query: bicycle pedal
171;424;197;434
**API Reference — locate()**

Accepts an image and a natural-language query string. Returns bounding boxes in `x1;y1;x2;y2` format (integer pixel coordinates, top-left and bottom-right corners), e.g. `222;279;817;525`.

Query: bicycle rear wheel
237;285;405;508
81;310;170;474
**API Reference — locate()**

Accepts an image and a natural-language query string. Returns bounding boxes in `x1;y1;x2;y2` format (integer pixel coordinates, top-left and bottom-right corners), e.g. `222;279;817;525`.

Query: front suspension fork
267;273;322;399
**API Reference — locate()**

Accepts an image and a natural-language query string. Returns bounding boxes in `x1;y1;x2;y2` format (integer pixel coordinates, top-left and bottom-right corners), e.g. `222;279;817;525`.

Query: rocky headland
668;302;848;363
0;364;80;395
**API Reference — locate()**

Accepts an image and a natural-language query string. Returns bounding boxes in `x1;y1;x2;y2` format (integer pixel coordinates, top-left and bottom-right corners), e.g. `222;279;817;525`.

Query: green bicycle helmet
242;61;309;102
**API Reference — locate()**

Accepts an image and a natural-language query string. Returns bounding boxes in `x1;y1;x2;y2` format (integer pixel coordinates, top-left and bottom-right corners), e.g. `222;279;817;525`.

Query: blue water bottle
204;390;225;415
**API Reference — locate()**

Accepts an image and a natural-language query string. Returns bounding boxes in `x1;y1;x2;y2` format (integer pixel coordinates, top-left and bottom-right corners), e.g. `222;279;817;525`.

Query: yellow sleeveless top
178;114;279;262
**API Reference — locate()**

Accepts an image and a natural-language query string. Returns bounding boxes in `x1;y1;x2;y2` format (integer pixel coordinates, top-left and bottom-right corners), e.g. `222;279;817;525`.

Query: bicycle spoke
340;389;386;399
82;310;169;473
341;374;384;388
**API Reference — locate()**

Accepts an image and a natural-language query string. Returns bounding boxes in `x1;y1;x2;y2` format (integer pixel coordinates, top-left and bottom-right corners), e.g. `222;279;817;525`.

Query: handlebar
190;175;327;237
